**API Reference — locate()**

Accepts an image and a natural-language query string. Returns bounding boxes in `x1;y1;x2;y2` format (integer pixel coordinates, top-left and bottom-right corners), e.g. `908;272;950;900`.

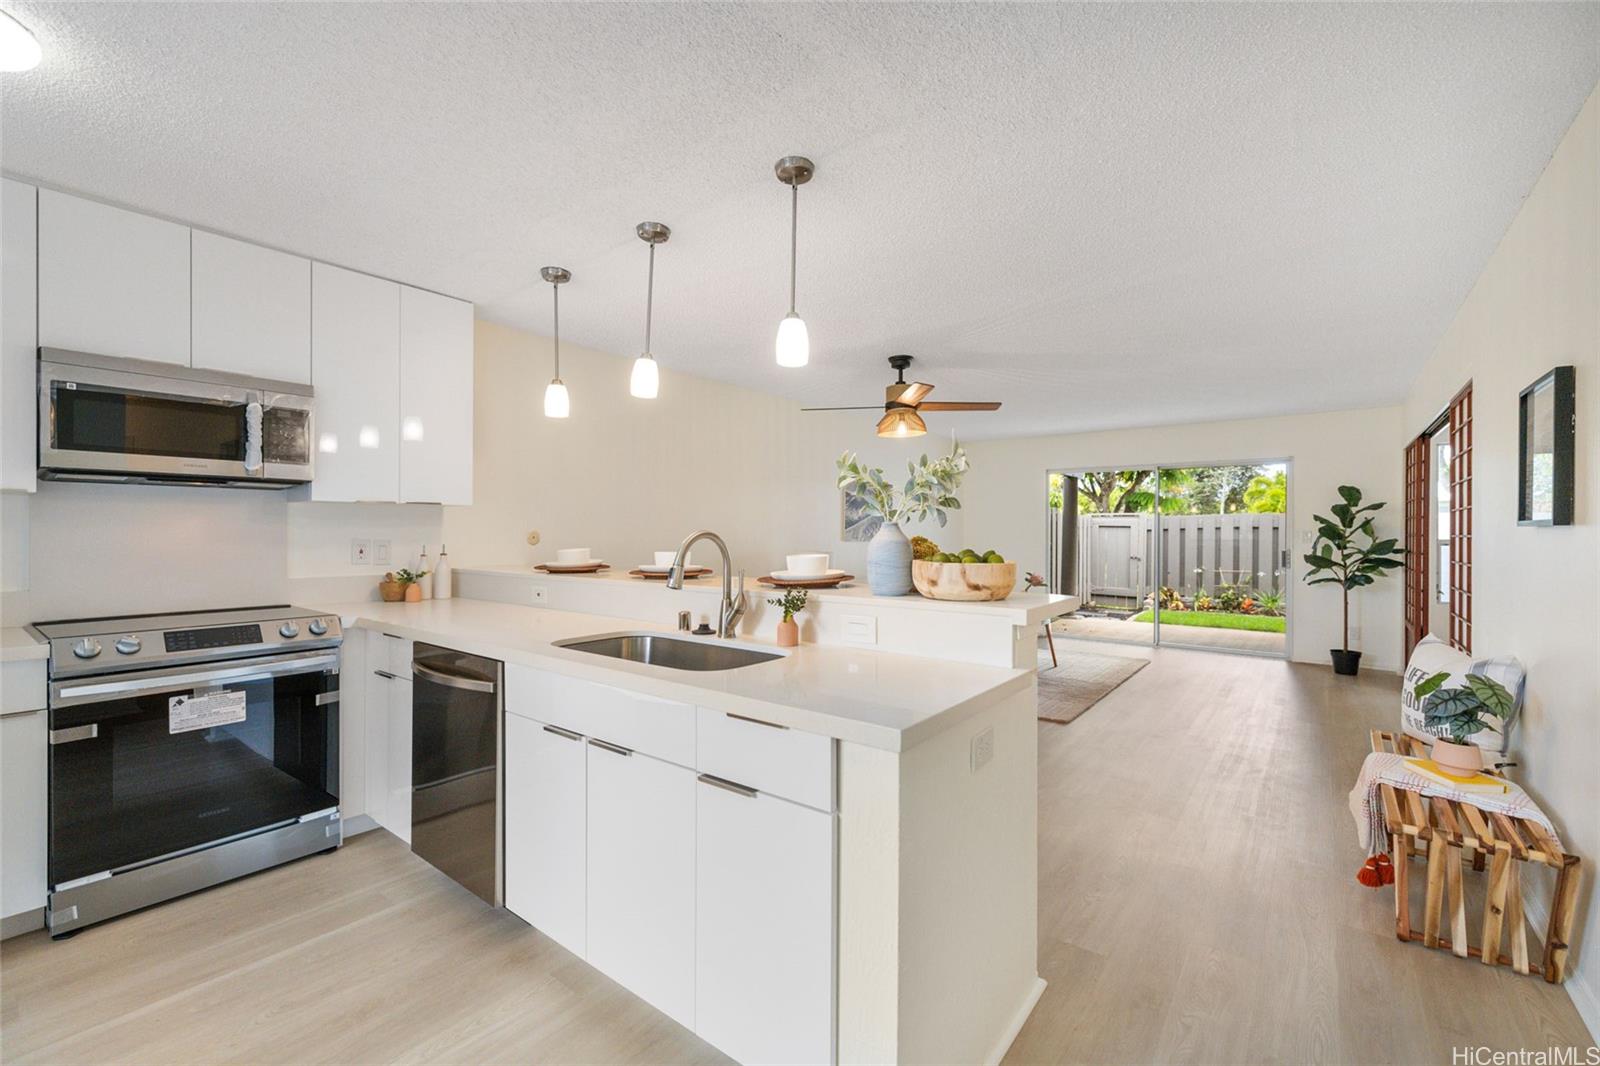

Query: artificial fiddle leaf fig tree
1302;484;1405;675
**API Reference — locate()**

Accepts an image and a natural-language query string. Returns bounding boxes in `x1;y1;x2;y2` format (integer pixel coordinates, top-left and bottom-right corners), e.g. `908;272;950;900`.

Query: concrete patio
1051;613;1286;654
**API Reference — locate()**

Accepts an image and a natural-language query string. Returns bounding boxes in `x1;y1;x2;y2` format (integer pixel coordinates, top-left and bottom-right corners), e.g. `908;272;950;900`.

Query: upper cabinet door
1;179;38;493
37;190;190;365
192;230;311;384
310;263;400;502
398;287;473;505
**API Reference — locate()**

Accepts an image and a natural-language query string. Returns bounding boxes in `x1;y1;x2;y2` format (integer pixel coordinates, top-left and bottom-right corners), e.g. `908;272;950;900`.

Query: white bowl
786;553;829;576
654;551;691;568
556;548;592;565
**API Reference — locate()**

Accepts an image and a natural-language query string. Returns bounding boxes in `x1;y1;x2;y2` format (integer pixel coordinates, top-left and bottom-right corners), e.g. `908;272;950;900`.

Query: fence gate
1061;512;1287;607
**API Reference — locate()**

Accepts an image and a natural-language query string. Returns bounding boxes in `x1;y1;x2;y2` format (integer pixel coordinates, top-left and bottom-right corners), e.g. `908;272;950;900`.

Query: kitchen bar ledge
308;596;1033;753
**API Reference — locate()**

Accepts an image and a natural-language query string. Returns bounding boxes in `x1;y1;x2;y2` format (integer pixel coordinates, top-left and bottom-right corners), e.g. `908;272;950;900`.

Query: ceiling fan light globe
876;407;927;439
776;313;809;368
629;353;659;399
543;379;570;419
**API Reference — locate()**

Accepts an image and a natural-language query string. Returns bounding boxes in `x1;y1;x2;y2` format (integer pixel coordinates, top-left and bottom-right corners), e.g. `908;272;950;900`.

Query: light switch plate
372;540;391;565
350;538;371;565
842;615;877;645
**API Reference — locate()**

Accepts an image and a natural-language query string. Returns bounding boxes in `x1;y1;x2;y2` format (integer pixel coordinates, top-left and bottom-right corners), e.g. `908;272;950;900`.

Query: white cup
786;553;829;576
556;547;591;565
655;551;690;568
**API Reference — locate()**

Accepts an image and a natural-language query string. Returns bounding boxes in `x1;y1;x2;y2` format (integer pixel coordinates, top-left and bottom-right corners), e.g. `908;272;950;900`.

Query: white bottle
434;544;452;600
418;545;434;600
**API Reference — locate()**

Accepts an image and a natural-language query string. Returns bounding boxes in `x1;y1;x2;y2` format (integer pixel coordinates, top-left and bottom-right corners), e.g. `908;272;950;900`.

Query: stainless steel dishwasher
410;643;502;905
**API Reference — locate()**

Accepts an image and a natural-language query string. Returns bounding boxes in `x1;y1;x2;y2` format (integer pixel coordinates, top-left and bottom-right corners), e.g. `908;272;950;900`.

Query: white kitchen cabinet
586;740;695;1029
37;190;191;365
1;179;37;493
192;230;311;383
504;712;587;957
363;630;413;840
310;263;400;502
398;286;473;505
1;656;49;932
337;628;367;824
385;668;412;844
696;779;835;1065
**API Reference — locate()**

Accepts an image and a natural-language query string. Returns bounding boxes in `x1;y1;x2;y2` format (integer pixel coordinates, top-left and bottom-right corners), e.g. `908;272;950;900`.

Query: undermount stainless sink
556;633;783;672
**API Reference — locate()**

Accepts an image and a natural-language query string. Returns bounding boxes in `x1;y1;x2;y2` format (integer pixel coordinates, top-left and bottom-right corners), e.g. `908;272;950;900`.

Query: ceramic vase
867;522;913;596
1430;738;1484;777
404;583;423;603
776;619;799;647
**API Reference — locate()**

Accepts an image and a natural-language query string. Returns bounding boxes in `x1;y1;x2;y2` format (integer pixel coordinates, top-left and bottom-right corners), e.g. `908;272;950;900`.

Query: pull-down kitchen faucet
666;529;746;638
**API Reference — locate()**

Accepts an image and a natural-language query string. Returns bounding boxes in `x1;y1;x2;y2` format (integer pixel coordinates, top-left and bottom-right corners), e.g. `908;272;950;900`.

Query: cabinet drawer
373;631;414;680
507;665;694;767
1;659;46;716
696;706;833;812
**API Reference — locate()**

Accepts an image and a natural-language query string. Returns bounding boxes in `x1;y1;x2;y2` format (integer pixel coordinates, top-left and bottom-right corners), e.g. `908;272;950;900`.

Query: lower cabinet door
696;780;835;1065
1;707;48;922
504;714;586;957
385;675;412;844
586;741;695;1029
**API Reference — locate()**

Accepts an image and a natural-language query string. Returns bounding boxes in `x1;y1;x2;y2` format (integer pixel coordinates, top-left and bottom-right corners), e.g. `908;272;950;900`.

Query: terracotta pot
404;583;423;603
1430;738;1484;777
776;619;799;648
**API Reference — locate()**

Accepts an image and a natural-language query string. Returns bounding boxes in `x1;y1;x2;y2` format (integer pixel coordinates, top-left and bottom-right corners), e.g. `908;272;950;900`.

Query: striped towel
1348;751;1560;855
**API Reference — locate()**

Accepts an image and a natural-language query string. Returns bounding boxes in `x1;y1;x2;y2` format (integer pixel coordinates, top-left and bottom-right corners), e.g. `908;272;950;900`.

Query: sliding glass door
1045;461;1290;658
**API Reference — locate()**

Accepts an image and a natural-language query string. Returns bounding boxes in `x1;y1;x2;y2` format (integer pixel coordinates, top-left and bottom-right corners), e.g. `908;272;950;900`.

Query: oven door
47;650;340;889
39;355;256;481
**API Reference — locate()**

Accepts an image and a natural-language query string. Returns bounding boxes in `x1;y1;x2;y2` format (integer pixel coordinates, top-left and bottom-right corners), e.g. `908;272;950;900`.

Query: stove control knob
72;637;102;659
307;618;329;637
279;621;301;639
114;635;142;655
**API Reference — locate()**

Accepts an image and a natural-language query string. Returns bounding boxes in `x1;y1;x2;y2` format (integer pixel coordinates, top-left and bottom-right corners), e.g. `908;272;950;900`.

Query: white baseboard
0;906;44;940
1522;891;1600;1045
985;976;1047;1066
342;813;379;837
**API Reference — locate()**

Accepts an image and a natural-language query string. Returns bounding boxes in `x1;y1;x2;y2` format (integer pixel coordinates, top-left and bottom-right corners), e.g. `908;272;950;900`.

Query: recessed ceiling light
0;10;42;73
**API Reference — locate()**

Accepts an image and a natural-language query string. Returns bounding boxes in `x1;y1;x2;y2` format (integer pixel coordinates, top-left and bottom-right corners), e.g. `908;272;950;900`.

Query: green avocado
984;551;1005;564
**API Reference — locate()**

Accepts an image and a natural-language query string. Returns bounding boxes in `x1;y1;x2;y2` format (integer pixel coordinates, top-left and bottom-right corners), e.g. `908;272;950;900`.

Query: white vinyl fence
1048;510;1288;607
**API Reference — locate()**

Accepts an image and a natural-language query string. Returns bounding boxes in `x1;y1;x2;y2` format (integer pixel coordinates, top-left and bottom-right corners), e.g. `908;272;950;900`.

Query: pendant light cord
645;243;655;355
789;183;799;314
552;281;561;378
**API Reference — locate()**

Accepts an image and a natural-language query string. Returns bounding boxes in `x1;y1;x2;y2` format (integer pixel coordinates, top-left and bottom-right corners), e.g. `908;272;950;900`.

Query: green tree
1244;470;1287;513
1183;465;1262;513
1076;469;1192;514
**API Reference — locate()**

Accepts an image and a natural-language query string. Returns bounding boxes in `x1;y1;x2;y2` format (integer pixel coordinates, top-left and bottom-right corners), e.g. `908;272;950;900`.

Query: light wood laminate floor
2;643;1592;1064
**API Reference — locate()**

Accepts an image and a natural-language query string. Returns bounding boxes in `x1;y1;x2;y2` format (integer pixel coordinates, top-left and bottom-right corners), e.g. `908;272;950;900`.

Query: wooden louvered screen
1447;385;1474;653
1402;434;1431;661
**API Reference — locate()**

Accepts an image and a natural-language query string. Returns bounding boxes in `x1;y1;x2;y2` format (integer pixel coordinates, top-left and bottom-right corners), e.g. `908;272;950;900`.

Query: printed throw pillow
1400;635;1526;754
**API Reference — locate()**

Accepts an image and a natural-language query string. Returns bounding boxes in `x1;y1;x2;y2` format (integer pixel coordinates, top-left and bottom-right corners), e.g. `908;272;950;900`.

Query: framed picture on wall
1517;365;1575;526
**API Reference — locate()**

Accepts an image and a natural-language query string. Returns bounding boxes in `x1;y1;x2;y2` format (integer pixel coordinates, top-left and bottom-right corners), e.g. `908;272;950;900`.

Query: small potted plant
767;588;809;647
393;567;429;603
1413;671;1517;776
1302;485;1405;675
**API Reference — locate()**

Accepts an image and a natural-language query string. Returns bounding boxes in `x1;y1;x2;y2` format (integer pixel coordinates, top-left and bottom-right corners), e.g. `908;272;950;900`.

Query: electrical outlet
350;538;371;565
842;615;877;645
529;585;549;605
526;530;541;547
971;726;995;773
372;539;391;565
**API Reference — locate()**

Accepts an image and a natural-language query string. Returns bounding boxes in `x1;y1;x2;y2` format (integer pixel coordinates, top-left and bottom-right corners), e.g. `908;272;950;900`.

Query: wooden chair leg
1481;846;1512;967
1507;864;1529;975
1393;833;1412;942
1445;842;1468;957
1042;621;1058;669
1423;833;1446;948
1545;858;1581;982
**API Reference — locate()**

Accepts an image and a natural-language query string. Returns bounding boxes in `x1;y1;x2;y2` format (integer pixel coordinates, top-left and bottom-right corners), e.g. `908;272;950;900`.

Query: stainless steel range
31;606;344;936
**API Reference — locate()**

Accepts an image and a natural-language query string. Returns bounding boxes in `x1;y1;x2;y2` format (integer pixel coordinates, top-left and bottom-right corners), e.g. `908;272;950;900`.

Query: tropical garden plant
1302;485;1405;665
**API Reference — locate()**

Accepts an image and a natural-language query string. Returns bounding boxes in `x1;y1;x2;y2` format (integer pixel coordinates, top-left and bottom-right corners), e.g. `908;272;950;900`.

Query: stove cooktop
31;605;343;679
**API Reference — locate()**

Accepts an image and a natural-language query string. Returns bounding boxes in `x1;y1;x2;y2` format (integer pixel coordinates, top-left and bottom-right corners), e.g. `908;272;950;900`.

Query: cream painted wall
1401;85;1598;1036
960;407;1406;671
444;319;965;579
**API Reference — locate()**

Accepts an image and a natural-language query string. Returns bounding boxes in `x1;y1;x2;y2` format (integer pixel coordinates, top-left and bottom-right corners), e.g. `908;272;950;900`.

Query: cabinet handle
589;738;632;758
374;669;401;680
0;707;44;719
542;724;583;742
726;711;788;730
697;773;757;798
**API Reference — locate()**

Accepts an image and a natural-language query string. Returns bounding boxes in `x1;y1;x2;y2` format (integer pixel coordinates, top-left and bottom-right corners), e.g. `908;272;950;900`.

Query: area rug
1035;648;1149;725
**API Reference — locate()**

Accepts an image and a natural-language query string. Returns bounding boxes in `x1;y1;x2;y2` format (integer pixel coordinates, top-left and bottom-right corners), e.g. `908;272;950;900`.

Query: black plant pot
1330;649;1362;676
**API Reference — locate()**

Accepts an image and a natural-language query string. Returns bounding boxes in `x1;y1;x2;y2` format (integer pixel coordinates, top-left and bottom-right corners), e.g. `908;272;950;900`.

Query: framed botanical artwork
1517;365;1575;526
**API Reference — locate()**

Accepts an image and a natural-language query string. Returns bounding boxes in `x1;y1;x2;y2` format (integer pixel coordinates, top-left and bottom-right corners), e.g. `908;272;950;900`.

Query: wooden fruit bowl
911;560;1018;601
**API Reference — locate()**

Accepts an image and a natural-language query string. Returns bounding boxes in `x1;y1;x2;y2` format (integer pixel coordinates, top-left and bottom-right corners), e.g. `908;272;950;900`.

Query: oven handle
52;651;340;707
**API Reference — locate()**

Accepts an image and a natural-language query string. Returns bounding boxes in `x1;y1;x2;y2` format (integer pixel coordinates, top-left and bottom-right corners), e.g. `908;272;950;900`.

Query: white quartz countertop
1;627;48;663
457;565;1079;626
309;597;1033;752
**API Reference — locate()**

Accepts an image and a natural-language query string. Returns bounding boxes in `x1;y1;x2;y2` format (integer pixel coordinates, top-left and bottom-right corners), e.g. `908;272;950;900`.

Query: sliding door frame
1045;456;1293;660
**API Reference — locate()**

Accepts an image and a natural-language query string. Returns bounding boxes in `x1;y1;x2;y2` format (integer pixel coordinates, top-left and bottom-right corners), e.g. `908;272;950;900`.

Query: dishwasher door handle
411;661;497;694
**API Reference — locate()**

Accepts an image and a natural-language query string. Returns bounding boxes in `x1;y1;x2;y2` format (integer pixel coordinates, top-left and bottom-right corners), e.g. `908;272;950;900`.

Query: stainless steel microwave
37;348;314;488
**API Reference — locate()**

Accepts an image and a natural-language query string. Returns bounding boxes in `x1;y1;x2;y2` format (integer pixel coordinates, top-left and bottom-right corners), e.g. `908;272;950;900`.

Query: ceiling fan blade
897;381;935;407
801;405;887;412
917;401;1002;412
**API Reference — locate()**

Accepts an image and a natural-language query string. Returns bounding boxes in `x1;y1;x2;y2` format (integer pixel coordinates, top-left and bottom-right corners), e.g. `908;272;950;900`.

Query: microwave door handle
52;652;340;704
244;401;264;474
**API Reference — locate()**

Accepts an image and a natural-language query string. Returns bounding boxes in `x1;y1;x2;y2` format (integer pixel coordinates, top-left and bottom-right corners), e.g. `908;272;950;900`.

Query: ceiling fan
802;355;1002;438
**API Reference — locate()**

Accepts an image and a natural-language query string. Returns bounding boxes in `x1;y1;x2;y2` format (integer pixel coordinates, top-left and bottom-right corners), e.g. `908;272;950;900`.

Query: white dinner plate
543;560;606;571
770;568;847;581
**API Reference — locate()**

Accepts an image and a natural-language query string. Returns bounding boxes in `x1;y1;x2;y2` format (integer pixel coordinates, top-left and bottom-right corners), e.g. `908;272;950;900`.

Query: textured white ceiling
2;3;1596;438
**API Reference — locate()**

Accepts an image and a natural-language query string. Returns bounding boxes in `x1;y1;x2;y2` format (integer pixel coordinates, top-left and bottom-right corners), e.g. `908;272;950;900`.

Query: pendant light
541;266;571;418
774;155;814;368
0;10;42;72
630;221;670;399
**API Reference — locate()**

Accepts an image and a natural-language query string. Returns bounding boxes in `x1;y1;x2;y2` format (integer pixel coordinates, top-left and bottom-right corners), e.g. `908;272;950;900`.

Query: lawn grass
1129;609;1286;633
